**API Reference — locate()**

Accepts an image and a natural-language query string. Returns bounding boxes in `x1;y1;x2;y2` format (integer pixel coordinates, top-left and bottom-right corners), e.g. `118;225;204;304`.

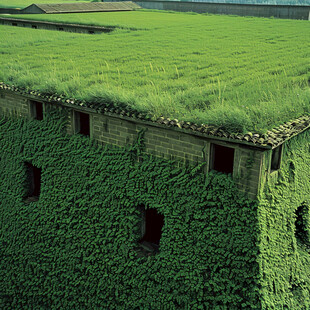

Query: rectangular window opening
75;111;90;136
30;100;44;120
210;143;235;174
24;162;42;202
137;205;164;256
295;203;310;246
271;145;282;171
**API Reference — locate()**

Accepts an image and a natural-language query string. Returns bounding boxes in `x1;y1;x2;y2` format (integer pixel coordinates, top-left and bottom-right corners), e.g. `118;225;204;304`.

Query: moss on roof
0;11;309;133
23;2;140;14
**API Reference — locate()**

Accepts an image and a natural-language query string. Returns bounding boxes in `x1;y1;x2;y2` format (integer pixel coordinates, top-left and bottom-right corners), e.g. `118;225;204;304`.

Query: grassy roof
0;10;309;133
0;0;91;9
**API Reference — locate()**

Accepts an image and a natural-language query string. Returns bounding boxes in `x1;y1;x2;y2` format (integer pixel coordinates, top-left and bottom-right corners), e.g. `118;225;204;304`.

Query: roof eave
1;82;309;150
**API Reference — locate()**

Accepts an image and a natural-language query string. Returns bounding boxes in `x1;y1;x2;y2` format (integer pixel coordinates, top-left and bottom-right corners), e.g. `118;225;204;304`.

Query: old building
1;83;310;308
0;6;309;308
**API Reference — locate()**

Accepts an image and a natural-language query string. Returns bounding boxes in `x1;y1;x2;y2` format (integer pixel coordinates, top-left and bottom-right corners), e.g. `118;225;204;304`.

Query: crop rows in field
0;11;309;133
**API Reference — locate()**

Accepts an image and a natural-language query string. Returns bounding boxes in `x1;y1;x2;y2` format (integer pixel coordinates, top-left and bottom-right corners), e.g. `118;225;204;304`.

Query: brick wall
71;107;265;199
91;113;207;164
0;90;266;200
0;91;29;118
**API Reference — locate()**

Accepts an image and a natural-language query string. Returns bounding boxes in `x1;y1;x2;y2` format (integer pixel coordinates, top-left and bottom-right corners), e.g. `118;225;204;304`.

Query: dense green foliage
0;11;309;133
0;107;260;308
258;130;310;308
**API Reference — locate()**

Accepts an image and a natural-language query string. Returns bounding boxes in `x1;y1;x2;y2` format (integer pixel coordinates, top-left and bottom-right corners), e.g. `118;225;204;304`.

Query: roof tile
1;82;309;149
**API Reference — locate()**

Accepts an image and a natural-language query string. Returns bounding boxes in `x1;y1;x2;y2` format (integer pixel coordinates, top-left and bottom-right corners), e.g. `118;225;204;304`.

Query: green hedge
0;107;260;309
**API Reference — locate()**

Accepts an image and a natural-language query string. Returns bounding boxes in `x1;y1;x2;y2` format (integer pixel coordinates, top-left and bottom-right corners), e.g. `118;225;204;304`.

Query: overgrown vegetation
258;130;310;308
0;109;260;308
0;11;309;133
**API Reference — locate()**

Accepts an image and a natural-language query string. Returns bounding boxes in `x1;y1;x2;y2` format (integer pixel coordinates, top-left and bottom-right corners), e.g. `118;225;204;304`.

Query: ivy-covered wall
258;130;310;309
0;106;261;309
0;89;266;199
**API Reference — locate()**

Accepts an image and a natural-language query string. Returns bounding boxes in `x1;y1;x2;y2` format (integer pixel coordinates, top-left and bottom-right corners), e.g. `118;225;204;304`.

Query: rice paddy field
0;10;309;133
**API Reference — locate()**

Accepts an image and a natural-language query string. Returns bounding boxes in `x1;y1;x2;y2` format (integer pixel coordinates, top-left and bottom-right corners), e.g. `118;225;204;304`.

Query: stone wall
88;111;265;198
0;89;269;199
135;1;310;19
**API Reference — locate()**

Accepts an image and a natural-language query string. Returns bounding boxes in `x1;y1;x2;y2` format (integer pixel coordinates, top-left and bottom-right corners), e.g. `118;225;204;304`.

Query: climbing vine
258;130;310;309
0;107;261;309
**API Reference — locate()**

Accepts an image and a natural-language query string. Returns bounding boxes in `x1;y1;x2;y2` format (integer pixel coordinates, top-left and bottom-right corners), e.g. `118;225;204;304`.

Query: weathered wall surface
0;91;29;118
135;1;310;19
67;96;264;199
0;89;265;199
258;130;310;309
89;112;265;198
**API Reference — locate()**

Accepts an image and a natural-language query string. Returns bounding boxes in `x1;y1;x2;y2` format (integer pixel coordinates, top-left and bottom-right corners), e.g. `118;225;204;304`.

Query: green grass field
0;0;91;9
0;11;309;133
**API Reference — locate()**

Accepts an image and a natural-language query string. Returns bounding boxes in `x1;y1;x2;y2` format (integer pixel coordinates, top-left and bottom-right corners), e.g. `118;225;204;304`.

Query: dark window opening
25;163;42;202
137;205;164;254
32;25;37;29
211;144;235;174
30;100;43;120
295;204;310;246
75;111;90;136
271;145;282;171
35;101;43;120
288;161;295;183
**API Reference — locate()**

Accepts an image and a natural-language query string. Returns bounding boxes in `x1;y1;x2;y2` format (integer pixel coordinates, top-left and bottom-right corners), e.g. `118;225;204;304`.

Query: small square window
30;100;44;120
74;111;90;136
210;144;235;174
24;162;42;202
271;145;282;171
